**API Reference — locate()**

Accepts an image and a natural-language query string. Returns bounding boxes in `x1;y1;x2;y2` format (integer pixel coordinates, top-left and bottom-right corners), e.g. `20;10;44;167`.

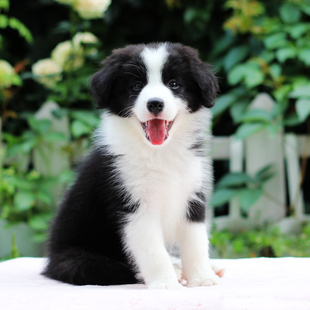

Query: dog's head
91;43;218;146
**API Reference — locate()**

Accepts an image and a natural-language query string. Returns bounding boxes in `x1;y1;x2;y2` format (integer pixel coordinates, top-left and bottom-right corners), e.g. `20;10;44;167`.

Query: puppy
43;42;220;289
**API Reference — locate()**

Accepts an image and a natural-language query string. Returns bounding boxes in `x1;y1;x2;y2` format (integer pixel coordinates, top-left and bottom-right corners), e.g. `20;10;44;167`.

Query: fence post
284;134;305;220
33;101;70;177
229;136;243;220
245;93;286;223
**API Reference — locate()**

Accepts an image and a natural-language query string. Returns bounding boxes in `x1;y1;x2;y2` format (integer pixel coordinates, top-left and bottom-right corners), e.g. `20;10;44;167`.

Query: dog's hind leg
42;247;138;286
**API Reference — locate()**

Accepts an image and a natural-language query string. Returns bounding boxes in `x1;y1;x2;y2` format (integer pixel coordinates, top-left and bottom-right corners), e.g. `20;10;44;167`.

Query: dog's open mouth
141;119;174;145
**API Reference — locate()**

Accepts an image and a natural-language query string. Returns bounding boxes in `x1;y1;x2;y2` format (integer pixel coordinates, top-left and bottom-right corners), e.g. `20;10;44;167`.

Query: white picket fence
211;93;310;233
1;94;310;236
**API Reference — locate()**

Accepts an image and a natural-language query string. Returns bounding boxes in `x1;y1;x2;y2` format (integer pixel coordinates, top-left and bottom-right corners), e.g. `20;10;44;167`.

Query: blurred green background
1;0;310;260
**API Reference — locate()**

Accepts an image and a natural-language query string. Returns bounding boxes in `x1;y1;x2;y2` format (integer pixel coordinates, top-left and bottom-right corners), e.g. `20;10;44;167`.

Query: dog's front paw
186;270;220;287
148;281;184;290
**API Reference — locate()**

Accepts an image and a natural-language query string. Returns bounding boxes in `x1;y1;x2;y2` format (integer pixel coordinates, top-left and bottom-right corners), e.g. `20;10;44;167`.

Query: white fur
133;45;183;127
97;44;219;289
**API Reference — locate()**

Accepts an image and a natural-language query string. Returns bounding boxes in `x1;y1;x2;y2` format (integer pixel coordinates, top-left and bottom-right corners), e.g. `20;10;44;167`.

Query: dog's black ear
184;46;219;108
90;53;120;109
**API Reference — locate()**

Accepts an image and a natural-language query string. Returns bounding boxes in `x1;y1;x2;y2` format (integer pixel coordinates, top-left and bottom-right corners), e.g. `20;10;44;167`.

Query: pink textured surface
0;257;309;310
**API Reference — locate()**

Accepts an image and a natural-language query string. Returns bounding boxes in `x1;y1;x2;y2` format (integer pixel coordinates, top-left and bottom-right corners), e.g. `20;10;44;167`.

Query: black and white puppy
43;42;220;289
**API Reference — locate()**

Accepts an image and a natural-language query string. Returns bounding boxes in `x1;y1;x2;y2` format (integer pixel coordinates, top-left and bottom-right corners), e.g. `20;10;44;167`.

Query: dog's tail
42;247;138;286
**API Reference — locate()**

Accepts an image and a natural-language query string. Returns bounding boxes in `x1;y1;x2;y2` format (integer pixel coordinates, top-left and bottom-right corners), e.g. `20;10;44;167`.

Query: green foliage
10;234;19;258
211;164;274;211
213;0;310;137
0;0;33;43
0;162;74;241
0;0;309;256
210;223;310;258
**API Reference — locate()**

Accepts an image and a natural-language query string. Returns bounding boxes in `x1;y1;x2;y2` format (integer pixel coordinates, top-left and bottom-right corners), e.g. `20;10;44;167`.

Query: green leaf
232;239;245;253
14;191;35;211
280;3;301;24
298;49;310;66
230;100;248;123
70;111;100;127
223;45;249;71
300;2;310;15
36;191;53;204
276;47;296;63
266;123;282;135
227;64;245;85
238;109;273;124
269;64;281;79
0;0;9;10
0;13;8;27
264;33;287;50
244;68;264;88
6;138;37;157
273;85;292;103
296;99;310;122
235;122;266;140
217;173;253;189
288;23;310;39
28;118;52;134
210;188;238;207
28;214;51;230
8;17;33;43
255;164;275;183
71;120;92;138
11;74;22;86
51;108;68;120
44;132;68;142
211;93;237;117
228;63;264;88
289;84;310;98
7;177;33;191
238;188;263;212
259;50;274;63
20;138;37;153
212;31;236;56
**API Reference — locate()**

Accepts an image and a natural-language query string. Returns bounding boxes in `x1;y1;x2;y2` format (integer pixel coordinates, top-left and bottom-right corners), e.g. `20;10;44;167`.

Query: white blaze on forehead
141;44;169;84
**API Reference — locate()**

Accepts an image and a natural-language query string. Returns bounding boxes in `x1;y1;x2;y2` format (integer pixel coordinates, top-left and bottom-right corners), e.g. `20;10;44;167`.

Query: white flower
0;60;21;88
0;60;15;88
73;32;99;45
73;32;99;55
73;0;111;19
51;41;84;71
32;59;62;88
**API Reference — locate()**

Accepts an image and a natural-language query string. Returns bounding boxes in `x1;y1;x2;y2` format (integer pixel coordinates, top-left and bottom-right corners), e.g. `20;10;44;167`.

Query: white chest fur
97;109;212;244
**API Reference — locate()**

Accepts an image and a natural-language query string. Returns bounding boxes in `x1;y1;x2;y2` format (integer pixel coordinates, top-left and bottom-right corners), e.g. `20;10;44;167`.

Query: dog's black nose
147;98;165;116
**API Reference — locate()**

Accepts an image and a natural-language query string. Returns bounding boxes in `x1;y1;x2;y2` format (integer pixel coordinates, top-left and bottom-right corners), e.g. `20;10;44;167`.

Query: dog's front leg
177;222;220;287
124;213;183;289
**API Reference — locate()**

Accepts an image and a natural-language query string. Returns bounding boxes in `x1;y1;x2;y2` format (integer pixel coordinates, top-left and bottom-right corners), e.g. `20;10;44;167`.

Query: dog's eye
168;80;179;89
133;82;143;91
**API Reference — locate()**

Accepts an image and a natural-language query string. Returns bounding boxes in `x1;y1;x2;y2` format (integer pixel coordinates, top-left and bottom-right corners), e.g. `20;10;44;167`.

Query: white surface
246;93;286;223
0;257;309;310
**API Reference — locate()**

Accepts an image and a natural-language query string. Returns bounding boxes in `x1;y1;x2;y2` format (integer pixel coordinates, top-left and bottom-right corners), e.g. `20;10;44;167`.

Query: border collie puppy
43;42;220;289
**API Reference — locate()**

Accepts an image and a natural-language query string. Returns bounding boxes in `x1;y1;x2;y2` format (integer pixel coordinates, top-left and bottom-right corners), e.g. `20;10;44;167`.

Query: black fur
92;43;218;114
186;192;206;222
43;148;140;285
91;44;147;115
164;43;218;110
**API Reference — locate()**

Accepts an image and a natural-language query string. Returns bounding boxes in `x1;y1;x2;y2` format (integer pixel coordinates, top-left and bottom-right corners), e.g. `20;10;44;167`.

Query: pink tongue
147;119;166;145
